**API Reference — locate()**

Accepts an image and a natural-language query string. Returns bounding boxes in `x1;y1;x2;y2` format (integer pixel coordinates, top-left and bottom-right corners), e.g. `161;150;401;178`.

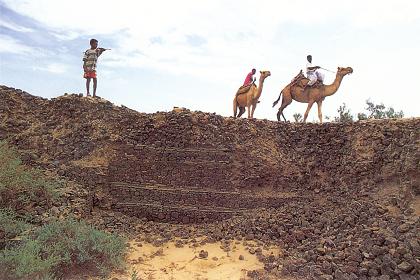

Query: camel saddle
236;83;256;96
306;80;324;88
290;70;323;89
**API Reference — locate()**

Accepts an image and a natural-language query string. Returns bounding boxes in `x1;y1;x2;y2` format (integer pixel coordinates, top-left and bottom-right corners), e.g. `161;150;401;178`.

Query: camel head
259;70;271;80
337;67;353;76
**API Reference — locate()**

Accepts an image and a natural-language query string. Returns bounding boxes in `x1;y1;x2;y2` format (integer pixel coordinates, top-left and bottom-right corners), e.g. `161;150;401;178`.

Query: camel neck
256;78;265;98
323;73;344;97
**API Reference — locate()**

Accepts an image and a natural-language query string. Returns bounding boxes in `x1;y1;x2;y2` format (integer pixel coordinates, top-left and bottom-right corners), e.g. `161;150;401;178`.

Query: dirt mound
1;85;419;279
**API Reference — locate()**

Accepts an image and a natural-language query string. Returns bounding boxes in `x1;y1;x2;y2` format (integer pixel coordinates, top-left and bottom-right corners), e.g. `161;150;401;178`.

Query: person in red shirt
243;68;256;86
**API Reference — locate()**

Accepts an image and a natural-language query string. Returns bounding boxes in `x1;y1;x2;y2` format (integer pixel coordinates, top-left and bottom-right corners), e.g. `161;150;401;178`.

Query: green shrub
0;142;127;279
0;141;58;209
333;103;353;123
0;239;59;279
0;218;127;279
0;208;30;240
362;99;404;119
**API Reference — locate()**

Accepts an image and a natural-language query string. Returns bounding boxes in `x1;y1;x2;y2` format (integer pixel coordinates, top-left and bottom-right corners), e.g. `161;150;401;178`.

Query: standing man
83;39;107;97
243;68;256;86
306;55;324;86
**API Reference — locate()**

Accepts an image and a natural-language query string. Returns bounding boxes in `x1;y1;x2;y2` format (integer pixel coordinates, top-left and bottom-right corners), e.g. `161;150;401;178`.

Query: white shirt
83;49;102;71
306;62;315;74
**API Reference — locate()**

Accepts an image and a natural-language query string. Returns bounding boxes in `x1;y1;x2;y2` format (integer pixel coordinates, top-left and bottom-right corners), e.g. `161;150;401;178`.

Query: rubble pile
1;85;419;279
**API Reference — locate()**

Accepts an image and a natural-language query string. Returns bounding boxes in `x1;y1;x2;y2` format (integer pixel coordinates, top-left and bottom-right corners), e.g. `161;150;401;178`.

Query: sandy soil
111;239;281;280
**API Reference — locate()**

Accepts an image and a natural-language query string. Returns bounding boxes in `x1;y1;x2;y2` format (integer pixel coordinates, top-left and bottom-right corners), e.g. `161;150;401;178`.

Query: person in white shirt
83;39;107;97
306;55;324;86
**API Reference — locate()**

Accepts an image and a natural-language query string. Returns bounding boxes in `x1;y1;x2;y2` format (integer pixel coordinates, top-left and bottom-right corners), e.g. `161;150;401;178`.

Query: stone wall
1;85;419;223
2;85;419;279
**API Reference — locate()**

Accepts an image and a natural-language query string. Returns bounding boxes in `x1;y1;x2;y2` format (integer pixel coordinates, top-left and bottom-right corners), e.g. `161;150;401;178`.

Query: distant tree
334;103;353;123
293;113;302;123
384;107;404;118
357;112;368;120
357;99;404;120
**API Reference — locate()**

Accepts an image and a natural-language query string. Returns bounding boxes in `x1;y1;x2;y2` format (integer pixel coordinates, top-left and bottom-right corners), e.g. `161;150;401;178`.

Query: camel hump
236;83;255;95
291;71;305;83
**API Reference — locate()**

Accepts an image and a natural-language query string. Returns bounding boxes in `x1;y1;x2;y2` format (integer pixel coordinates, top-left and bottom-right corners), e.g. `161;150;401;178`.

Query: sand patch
112;240;281;280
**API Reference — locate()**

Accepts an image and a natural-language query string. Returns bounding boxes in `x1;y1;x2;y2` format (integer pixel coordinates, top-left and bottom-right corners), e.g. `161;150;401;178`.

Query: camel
233;70;271;119
272;67;353;123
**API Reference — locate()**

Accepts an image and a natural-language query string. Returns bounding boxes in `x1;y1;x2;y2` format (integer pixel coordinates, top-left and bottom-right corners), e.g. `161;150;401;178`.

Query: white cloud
50;30;80;41
343;1;420;27
4;1;420;79
33;63;68;74
0;34;33;54
0;18;33;32
6;0;420;31
2;0;420;118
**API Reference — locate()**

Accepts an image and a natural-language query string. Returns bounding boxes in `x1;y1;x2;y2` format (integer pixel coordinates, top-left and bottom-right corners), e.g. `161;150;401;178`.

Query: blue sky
0;0;419;121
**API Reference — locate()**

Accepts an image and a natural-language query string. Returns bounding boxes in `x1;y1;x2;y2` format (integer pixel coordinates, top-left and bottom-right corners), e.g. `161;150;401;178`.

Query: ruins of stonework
1;85;419;279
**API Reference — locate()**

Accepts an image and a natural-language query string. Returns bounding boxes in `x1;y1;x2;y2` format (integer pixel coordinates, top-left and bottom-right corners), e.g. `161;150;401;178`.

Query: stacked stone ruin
1;85;419;279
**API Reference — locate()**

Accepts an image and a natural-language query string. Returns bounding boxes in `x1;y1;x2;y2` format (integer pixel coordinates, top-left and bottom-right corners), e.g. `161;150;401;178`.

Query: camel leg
247;104;251;119
250;102;257;119
317;101;323;123
233;99;238;118
277;97;292;122
237;107;245;118
303;101;315;123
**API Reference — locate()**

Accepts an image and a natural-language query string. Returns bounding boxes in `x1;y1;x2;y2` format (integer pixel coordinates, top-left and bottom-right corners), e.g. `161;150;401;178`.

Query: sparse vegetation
331;100;404;122
131;269;139;280
0;141;128;279
0;208;30;240
334;103;354;123
357;99;404;120
292;113;302;123
0;141;58;209
0;219;127;279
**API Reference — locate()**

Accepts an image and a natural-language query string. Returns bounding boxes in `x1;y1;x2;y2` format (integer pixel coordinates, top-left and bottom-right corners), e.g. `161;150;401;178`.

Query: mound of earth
1;85;419;279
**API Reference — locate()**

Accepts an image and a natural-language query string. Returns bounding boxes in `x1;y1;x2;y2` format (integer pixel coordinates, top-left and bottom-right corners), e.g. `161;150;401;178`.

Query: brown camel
272;67;353;123
233;70;271;119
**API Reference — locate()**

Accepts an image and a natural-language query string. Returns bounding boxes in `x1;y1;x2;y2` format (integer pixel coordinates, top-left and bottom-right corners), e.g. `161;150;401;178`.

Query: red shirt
243;72;254;85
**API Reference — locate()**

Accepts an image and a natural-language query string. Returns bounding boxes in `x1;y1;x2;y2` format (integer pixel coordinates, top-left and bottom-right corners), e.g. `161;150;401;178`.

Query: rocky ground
87;187;418;280
0;85;419;279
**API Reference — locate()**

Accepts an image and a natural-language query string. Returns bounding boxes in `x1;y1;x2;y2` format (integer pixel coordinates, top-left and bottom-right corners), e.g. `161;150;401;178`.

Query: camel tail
272;90;282;107
233;97;238;117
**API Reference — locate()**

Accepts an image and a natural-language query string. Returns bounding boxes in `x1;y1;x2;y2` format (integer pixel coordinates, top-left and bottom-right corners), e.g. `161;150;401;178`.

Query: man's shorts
84;71;97;79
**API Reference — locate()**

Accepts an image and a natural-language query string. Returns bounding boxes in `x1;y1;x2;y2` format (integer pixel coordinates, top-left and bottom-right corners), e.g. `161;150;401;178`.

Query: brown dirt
72;144;116;168
109;240;287;280
2;86;419;280
411;195;420;217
